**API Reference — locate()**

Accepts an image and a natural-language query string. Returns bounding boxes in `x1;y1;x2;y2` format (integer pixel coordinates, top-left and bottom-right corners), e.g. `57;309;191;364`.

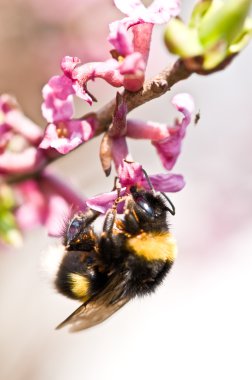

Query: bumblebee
55;181;177;332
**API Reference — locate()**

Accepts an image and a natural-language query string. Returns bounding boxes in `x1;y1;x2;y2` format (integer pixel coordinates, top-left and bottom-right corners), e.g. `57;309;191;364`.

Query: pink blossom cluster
0;0;195;244
88;91;194;213
0;94;86;238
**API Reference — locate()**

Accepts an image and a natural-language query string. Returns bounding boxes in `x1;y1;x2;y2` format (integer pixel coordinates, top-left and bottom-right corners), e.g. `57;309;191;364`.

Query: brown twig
94;58;191;135
5;58;191;185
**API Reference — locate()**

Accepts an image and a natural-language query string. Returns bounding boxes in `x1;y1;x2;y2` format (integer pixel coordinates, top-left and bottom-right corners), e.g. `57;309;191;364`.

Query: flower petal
45;194;71;237
41;90;74;123
0;94;43;145
109;93;127;138
61;56;81;78
145;173;185;192
15;180;47;230
0;147;45;175
41;171;86;211
148;0;181;23
120;52;146;91
118;160;144;187
152;93;194;170
111;136;130;170
132;23;153;63
39;119;93;154
47;75;75;100
172;92;195;117
108;21;134;56
72;59;123;95
127;119;168;140
41;76;75;123
114;0;145;16
86;188;127;213
114;0;180;26
5;111;43;145
15;173;86;237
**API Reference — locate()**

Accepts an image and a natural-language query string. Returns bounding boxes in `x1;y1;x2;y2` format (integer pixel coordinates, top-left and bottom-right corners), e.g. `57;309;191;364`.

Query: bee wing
56;273;130;332
56;297;129;332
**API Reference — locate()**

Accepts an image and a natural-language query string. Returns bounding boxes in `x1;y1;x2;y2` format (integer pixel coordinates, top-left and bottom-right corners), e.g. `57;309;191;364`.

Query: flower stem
94;59;191;135
4;59;191;186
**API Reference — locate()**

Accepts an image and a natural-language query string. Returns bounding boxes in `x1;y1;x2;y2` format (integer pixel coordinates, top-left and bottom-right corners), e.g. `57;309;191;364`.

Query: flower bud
164;18;203;58
0;185;22;247
199;0;251;48
164;0;252;71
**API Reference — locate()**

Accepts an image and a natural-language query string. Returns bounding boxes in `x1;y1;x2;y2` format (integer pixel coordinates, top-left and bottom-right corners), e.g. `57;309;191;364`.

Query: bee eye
67;218;83;242
135;196;154;216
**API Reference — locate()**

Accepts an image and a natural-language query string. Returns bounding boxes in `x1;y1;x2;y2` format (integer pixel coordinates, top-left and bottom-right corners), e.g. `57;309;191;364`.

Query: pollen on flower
56;123;69;138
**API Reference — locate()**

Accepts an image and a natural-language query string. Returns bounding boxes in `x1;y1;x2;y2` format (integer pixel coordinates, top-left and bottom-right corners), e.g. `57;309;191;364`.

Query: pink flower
0;94;43;146
0;147;45;175
61;56;81;78
98;92;189;214
61;56;123;105
118;160;144;187
58;43;145;102
39;119;94;154
15;180;48;230
127;93;194;170
113;0;180;26
118;160;185;192
108;0;181;91
45;2;177;110
0;94;46;175
143;172;185;192
110;92;128;137
41;75;75;123
108;24;146;91
119;52;146;92
84;92;188;215
152;93;194;170
62;54;147;101
41;58;95;124
86;161;185;214
100;94;130;175
15;172;86;237
41;72;96;155
109;22;133;57
86;188;127;214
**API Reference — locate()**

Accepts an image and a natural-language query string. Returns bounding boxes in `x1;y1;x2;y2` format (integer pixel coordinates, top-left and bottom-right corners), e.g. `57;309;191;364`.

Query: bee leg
80;209;101;249
124;209;140;234
111;176;119;191
102;184;125;234
102;208;117;235
82;209;101;227
98;207;119;264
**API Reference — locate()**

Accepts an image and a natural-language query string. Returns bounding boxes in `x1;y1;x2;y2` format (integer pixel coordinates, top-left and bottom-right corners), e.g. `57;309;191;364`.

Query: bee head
64;210;99;251
126;186;175;231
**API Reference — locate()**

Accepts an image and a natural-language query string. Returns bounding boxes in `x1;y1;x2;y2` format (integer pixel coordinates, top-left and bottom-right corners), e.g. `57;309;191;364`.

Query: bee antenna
161;192;176;216
142;168;155;192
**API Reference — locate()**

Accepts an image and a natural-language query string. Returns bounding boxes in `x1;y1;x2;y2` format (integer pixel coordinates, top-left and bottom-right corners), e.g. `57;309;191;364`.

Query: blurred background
0;1;252;379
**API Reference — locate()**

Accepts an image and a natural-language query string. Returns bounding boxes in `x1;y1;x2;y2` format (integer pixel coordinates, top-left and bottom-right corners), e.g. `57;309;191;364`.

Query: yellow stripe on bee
69;273;89;301
127;232;177;262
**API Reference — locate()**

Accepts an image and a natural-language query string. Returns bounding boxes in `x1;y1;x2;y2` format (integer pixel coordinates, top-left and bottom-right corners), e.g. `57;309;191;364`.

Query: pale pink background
0;1;252;380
